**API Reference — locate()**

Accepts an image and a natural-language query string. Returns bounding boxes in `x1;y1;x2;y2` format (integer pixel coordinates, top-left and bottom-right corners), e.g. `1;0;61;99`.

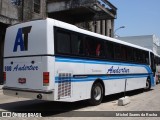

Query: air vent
58;73;72;99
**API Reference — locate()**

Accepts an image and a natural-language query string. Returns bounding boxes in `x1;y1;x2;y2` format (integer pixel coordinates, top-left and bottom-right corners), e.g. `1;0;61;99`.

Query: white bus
154;54;160;84
3;18;155;105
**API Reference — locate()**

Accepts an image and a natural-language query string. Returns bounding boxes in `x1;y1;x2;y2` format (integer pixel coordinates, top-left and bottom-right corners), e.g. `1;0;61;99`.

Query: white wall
119;35;160;55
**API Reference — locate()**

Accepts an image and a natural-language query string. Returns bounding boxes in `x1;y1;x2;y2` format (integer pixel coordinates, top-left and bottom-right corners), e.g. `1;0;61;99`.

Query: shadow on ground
0;88;153;117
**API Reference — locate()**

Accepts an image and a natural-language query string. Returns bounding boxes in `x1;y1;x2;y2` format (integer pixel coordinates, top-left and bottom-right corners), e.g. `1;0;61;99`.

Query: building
119;35;160;55
23;0;117;37
157;45;160;55
0;0;117;84
0;0;21;84
47;0;117;37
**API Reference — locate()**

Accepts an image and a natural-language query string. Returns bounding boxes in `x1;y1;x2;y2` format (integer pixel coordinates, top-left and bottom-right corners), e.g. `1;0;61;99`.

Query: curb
0;85;3;94
0;85;3;90
0;85;3;93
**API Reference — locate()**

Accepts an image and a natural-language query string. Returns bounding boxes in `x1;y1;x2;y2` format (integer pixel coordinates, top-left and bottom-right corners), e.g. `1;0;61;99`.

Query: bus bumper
2;86;54;100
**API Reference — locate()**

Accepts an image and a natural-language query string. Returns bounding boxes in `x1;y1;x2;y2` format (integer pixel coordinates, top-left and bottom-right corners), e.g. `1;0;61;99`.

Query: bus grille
58;73;72;99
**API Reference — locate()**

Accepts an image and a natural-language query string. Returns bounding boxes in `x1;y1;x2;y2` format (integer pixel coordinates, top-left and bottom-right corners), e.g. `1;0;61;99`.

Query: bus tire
145;77;151;90
89;82;103;106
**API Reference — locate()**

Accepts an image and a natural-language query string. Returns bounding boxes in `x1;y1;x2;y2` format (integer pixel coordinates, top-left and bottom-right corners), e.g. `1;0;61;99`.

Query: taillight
3;72;6;83
43;72;49;86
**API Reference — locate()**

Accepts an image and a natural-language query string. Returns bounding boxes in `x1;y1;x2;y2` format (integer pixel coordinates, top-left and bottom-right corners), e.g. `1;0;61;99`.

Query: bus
154;54;160;84
3;18;155;105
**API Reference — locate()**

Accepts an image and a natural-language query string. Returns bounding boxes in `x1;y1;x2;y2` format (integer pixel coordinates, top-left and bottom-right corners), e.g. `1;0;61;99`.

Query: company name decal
107;66;130;74
13;26;32;52
5;64;38;72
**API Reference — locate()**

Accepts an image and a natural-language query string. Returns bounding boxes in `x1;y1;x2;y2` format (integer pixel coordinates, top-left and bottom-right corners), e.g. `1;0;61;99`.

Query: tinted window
71;34;84;55
144;52;149;64
54;27;149;65
106;42;114;59
114;44;121;60
126;47;133;61
57;31;71;54
121;45;127;61
34;0;40;13
85;37;104;57
133;49;139;62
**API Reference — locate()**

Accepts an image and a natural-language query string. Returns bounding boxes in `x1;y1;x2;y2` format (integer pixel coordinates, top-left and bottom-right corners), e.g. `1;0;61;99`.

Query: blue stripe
56;57;145;66
55;57;152;72
55;74;149;83
55;57;154;86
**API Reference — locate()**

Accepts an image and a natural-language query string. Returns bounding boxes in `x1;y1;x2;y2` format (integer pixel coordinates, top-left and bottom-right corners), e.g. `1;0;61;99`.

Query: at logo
13;26;32;52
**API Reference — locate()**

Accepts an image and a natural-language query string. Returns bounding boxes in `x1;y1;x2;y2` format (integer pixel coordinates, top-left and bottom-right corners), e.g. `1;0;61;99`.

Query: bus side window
121;45;127;61
78;36;84;55
114;44;121;60
85;37;97;56
56;30;71;54
95;41;104;57
71;34;84;56
133;49;138;62
126;47;133;62
85;39;92;56
96;43;101;56
144;51;149;64
106;41;114;60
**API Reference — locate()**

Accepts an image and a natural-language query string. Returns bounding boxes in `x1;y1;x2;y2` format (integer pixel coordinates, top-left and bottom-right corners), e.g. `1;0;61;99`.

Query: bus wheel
145;78;151;90
89;82;103;106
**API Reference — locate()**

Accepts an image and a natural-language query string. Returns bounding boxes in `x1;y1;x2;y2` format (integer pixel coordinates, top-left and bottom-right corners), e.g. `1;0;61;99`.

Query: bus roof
46;18;152;53
9;18;152;53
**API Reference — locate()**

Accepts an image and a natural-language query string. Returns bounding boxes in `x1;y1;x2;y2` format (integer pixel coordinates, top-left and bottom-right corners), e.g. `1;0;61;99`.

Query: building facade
0;0;47;84
0;0;117;84
47;0;117;37
119;35;160;55
0;0;21;84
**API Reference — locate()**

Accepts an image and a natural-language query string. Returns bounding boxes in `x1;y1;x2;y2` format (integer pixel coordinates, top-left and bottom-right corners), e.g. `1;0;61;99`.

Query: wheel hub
94;86;101;100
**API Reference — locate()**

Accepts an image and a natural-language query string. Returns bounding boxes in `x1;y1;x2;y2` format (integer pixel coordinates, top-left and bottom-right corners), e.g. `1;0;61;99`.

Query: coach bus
154;54;160;84
3;18;155;105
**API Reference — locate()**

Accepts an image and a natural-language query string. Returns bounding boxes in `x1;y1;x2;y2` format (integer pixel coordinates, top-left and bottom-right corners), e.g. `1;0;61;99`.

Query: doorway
0;23;8;84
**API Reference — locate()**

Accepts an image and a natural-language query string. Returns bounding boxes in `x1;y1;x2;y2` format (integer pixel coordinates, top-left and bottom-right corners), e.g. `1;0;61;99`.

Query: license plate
18;78;26;84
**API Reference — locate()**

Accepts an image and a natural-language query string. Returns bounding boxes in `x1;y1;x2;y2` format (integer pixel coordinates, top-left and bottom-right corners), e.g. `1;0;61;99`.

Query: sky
109;0;160;38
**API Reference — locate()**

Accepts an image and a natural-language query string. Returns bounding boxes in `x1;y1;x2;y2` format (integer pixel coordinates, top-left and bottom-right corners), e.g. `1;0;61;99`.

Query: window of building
109;29;112;37
11;0;21;6
34;0;41;14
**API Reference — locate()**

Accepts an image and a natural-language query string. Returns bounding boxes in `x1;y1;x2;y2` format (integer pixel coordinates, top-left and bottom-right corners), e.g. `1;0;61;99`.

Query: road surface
0;84;160;120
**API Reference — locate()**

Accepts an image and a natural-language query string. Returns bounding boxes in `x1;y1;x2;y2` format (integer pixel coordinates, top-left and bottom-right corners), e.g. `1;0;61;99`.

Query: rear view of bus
3;19;55;100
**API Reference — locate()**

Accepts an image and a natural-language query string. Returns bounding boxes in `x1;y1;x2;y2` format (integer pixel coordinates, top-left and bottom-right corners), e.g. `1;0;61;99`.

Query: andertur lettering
13;64;38;71
107;66;129;74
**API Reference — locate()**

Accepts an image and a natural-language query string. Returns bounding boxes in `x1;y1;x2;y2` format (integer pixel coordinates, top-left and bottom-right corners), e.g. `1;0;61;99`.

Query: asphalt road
0;85;160;120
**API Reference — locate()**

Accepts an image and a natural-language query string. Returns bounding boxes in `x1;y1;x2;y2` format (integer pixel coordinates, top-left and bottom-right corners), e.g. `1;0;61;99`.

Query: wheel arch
92;78;105;96
145;75;151;90
147;75;152;84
